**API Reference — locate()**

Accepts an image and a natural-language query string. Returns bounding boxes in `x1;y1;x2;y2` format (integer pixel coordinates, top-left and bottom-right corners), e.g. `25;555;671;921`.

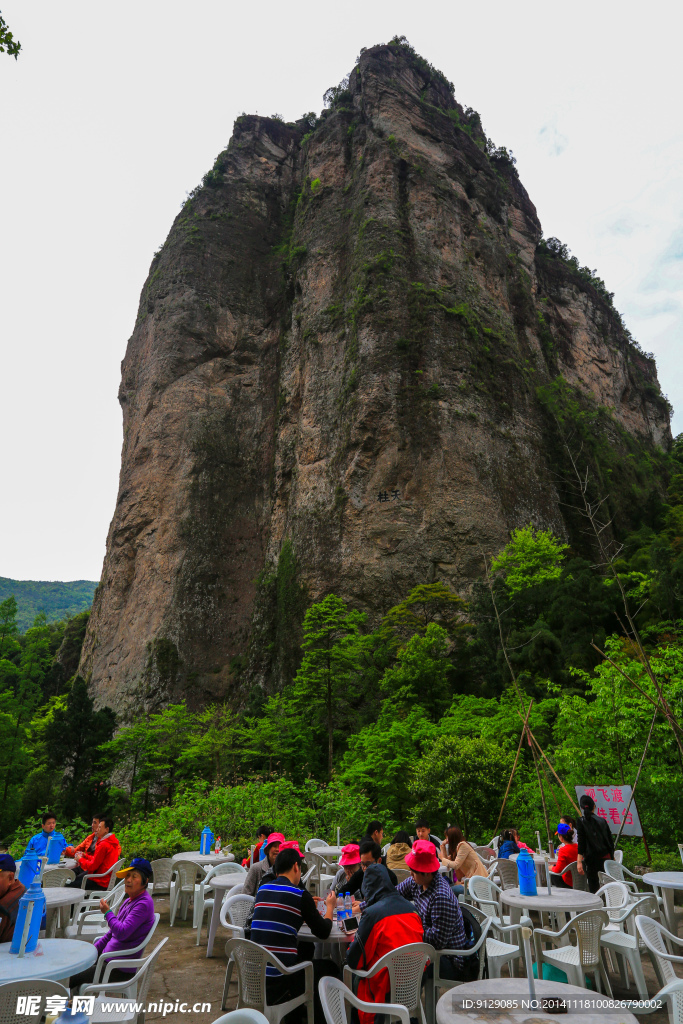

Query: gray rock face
81;43;671;711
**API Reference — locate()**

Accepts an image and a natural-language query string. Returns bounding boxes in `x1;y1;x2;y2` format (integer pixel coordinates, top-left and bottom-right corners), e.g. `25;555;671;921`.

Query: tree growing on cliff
0;11;21;59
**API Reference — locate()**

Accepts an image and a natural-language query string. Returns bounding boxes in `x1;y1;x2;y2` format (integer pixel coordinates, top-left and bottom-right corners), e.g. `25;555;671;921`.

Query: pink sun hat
279;840;303;858
339;843;361;867
264;832;286;850
405;839;440;873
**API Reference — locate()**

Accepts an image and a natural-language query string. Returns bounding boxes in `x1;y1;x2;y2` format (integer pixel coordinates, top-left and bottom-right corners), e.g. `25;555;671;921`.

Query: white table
43;886;86;936
642;871;683;934
299;920;354;945
436;979;638;1024
500;886;601;924
0;938;97;983
172;849;234;867
205;875;250;957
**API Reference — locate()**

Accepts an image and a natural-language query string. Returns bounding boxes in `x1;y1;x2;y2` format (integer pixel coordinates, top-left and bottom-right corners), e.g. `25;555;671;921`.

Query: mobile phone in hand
342;916;359;933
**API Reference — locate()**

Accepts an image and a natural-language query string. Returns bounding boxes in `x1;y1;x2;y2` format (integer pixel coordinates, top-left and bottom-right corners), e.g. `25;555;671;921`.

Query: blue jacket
498;840;520;860
23;831;68;858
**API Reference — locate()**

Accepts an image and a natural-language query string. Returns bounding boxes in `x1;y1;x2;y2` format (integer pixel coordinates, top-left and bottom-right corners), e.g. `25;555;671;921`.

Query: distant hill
0;578;99;632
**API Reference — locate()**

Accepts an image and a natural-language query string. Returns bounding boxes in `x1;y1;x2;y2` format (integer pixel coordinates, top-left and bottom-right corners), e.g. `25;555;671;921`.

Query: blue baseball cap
117;857;153;880
0;854;16;872
557;823;572;835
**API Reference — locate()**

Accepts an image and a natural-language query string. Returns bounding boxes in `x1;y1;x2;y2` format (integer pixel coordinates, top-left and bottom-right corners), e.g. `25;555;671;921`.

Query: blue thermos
10;879;46;955
46;833;62;864
200;827;213;855
517;848;538;897
17;851;42;888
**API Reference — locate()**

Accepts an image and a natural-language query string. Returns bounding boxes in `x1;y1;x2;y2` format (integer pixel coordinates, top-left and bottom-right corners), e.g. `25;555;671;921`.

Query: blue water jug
517;848;537;897
200;827;213;855
46;833;62;864
10;879;46;954
17;851;42;888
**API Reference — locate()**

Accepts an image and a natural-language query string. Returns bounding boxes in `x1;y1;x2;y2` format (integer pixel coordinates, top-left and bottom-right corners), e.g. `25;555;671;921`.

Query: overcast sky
1;1;681;582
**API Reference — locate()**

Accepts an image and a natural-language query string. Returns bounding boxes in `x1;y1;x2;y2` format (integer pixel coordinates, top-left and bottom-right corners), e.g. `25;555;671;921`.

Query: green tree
0;10;20;59
382;583;469;646
491;525;568;594
380;623;453;722
0;596;20;659
47;677;116;817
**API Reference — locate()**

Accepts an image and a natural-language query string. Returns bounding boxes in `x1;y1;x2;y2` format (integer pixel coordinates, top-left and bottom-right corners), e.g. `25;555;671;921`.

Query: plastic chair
304;838;327;852
490;858;518;890
65;881;128;940
613;849;624;864
225;937;314;1024
600;895;660;999
343;941;433;1024
534;909;612;995
562;861;589;892
169;859;205;925
604;859;643;895
82;856;125;890
466;875;515;927
467;902;525;980
91;913;160;984
474;846;495;863
42;866;76;887
319;975;410;1024
0;980;69;1024
636;914;683;992
597;880;631;928
150;857;173;895
219;895;257;1009
80;937;168;1023
424;921;491;1021
393;868;411;883
211;1013;269;1024
195;862;247;935
301;864;316;893
306;851;336;897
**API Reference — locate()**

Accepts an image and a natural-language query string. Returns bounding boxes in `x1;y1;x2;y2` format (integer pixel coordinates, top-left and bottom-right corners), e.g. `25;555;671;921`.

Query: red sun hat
264;832;286;850
279;840;303;858
339;843;360;867
405;839;440;873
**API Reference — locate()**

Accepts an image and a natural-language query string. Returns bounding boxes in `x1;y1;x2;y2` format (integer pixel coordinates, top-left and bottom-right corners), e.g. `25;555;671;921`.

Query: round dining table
0;937;97;983
43;886;86;937
172;849;234;866
436;979;638;1024
642;871;683;934
500;885;602;924
205;874;250;957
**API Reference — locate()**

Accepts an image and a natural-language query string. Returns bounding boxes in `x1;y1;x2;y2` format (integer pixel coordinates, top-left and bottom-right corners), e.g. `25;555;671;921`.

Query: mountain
80;39;671;712
0;577;98;632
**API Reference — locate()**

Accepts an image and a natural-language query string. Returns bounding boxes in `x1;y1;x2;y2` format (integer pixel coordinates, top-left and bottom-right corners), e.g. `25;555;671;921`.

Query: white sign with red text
575;784;643;837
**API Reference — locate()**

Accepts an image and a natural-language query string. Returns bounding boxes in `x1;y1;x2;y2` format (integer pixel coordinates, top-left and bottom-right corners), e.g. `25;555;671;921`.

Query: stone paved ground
143;895;677;1024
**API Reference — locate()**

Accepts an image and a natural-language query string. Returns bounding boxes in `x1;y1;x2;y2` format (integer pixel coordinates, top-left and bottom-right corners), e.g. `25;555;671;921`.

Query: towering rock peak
81;40;671;713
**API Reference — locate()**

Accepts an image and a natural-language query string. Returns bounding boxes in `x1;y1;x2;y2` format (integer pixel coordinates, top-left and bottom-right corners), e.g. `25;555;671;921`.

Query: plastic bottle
17;851;42;889
517;848;538;897
46;834;62;865
200;827;213;855
344;892;352;919
10;878;46;954
215;836;222;855
336;895;344;922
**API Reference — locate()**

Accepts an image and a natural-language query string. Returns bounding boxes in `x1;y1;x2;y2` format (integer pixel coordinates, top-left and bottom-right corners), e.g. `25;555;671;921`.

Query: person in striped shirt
251;846;340;1024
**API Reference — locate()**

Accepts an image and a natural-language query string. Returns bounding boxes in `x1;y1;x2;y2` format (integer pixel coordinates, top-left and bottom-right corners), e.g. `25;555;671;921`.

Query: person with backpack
345;864;423;1023
396;840;476;980
576;794;614;893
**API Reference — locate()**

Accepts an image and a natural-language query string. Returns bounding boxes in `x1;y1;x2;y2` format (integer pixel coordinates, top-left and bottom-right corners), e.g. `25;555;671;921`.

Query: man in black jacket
344;840;398;898
576;794;614;892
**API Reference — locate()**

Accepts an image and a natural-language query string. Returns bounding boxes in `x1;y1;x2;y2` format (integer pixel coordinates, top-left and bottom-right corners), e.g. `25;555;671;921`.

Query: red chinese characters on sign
574;785;642;837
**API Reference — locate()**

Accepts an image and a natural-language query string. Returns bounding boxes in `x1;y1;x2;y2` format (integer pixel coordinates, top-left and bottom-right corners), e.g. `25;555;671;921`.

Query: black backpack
452;904;486;981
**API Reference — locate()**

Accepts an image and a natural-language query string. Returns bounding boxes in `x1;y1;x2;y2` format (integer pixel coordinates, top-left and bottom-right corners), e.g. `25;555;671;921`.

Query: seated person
385;831;412;871
0;855;25;943
362;820;384;847
258;840;307;891
558;815;576;843
440;826;487;894
346;864;423;1023
497;829;521;859
69;858;156;991
511;829;534;854
242;824;272;868
333;844;360;895
243;832;284;895
22;811;68;860
66;816;121;889
344;840;398;896
413;818;442;854
550;822;578;888
251;846;340;1024
65;814;101;858
396;840;471;980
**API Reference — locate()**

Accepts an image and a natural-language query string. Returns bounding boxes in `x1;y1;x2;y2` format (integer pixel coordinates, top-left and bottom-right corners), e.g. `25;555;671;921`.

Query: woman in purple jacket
69;858;156;992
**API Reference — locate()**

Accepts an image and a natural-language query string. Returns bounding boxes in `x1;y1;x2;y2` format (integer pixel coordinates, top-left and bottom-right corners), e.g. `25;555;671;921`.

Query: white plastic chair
82;856;125;890
91;913;160;984
195;862;247;935
613;849;624;864
563;861;589;892
467;902;524;980
534;908;612;995
0;980;69;1024
319;975;410;1024
304;838;327;852
343;941;433;1024
393;868;411;884
65;881;128;941
225;937;313;1024
219;895;256;1009
597;880;631;930
474;846;495;863
80;937;168;1023
42;866;76;887
489;858;518;890
424;921;491;1021
169;858;205;925
636;914;683;993
604;859;643;895
211;1013;269;1024
600;894;660;999
150;857;173;895
467;875;515;927
306;851;336;897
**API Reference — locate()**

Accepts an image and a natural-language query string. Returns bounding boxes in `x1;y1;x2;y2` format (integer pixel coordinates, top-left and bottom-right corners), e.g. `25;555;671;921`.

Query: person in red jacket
66;816;121;890
64;814;101;858
550;821;579;888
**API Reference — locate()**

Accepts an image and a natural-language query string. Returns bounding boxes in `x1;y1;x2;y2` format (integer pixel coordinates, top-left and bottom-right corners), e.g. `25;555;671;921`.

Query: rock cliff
81;40;671;711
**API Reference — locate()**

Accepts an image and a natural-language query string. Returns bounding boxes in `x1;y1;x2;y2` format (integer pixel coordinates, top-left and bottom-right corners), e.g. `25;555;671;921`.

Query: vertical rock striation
81;41;671;711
